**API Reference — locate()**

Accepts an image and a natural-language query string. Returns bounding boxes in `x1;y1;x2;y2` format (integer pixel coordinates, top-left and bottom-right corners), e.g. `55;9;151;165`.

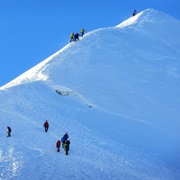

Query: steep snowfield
0;9;180;180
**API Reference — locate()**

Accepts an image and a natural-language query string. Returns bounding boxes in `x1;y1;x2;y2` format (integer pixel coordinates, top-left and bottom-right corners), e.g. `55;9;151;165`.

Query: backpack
61;137;66;143
44;121;49;127
56;140;60;147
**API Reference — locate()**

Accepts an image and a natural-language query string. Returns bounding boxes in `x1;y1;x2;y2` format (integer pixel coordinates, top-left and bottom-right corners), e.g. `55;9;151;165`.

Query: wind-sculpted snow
0;43;72;91
0;9;180;180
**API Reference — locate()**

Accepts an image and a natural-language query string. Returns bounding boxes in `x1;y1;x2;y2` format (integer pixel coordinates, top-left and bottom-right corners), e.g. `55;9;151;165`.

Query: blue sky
0;0;179;87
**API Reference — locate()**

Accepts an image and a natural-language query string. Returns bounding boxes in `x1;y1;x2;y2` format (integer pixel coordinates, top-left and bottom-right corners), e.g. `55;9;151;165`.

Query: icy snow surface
0;9;180;180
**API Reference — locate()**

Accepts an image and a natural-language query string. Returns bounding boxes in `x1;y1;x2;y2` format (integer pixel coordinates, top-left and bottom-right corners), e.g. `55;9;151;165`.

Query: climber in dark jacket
43;120;49;132
74;32;80;41
132;9;137;16
7;126;11;137
64;138;70;155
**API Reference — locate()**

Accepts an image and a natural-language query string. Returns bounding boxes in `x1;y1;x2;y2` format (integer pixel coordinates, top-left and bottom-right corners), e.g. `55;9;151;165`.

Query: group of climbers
43;120;71;155
56;132;70;155
6;121;70;156
69;9;137;42
56;132;71;155
6;8;137;154
70;28;86;42
69;9;136;43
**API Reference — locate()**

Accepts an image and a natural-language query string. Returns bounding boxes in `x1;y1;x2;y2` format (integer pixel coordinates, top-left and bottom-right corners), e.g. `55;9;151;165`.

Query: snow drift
0;9;180;180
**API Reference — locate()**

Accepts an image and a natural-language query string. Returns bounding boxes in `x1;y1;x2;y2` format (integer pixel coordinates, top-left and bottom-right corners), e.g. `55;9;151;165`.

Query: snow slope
0;9;180;180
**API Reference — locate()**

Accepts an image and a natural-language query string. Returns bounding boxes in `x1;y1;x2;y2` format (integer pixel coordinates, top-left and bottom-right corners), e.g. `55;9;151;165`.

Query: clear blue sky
0;0;179;87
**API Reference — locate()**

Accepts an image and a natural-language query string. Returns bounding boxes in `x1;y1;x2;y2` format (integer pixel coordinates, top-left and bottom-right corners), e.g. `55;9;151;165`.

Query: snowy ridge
116;10;144;28
0;43;72;90
0;9;180;180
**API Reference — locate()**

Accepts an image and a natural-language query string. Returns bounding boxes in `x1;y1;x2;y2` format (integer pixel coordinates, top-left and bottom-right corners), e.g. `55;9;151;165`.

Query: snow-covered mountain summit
0;9;180;180
1;9;179;91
